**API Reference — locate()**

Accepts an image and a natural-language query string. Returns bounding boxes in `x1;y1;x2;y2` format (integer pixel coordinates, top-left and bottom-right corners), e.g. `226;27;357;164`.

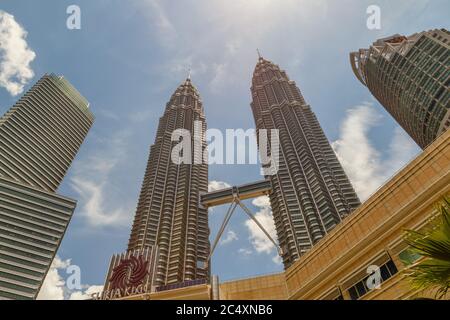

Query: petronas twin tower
127;77;210;287
252;57;360;267
106;55;360;292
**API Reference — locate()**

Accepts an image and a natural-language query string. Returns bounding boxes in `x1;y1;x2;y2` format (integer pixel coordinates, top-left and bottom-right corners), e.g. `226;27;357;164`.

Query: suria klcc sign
93;246;159;300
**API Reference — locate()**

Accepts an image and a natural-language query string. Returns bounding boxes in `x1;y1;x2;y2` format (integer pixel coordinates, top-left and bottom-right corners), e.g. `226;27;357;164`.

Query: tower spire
257;48;262;60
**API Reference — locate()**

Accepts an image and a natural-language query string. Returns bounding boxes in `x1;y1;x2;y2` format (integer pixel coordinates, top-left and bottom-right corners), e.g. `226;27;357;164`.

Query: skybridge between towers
200;179;283;265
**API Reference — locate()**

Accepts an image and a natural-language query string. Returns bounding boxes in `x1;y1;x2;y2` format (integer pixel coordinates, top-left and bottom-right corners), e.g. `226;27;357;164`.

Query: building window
347;260;399;300
399;248;421;266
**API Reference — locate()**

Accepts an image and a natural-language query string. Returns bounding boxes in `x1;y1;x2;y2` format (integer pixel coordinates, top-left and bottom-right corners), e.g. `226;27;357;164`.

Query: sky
0;0;448;299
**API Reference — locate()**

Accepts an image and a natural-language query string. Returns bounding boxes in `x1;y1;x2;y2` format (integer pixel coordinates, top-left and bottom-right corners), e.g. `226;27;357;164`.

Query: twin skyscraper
110;28;449;294
100;55;362;299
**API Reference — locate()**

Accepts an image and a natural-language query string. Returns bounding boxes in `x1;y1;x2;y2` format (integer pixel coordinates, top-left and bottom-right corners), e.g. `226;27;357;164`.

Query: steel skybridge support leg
206;201;238;265
205;190;283;266
236;198;283;256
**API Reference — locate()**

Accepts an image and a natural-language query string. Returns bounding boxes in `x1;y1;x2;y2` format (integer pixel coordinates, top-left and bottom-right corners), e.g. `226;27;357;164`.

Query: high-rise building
350;29;450;149
250;56;361;268
0;74;94;300
0;178;77;300
125;77;209;287
0;74;94;192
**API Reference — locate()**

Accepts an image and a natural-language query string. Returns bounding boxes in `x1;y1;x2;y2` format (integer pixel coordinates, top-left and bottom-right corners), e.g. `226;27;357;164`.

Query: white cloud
244;195;280;264
208;180;231;192
37;256;71;300
220;230;238;245
384;126;421;176
272;254;282;265
71;178;128;227
70;130;134;227
207;181;232;213
252;195;271;207
69;285;104;300
238;248;252;257
0;10;35;96
244;196;278;254
332;104;420;201
37;255;103;300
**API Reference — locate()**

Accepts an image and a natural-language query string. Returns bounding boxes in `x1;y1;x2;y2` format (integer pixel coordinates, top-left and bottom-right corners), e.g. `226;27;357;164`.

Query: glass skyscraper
350;29;450;149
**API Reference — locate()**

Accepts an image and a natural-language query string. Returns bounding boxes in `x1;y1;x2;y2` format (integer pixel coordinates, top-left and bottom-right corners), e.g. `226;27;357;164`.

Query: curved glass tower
350;29;450;149
250;57;361;268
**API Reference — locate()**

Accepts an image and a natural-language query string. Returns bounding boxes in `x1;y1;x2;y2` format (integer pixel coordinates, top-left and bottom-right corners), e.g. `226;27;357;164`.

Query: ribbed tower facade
250;57;361;268
350;29;450;149
0;74;93;300
127;77;209;287
0;74;94;192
